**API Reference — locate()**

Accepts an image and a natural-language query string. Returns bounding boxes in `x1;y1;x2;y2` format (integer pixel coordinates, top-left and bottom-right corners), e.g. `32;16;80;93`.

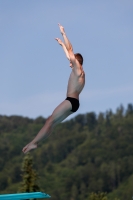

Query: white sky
0;0;133;120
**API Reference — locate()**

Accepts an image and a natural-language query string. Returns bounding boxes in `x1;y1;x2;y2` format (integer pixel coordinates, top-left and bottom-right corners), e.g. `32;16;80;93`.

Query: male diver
22;23;85;153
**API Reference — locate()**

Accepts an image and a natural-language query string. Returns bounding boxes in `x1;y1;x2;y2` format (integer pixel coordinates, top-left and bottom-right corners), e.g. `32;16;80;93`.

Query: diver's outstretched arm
55;38;70;60
58;23;73;52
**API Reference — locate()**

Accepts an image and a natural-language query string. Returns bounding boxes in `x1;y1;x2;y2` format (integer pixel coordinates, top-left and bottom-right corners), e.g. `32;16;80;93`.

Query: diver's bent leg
32;100;72;144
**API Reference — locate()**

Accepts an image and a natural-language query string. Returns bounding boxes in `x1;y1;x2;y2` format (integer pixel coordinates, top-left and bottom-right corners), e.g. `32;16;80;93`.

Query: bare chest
67;70;85;96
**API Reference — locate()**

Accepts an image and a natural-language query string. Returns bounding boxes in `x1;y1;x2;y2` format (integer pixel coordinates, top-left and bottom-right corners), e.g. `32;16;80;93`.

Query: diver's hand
58;23;65;35
55;38;63;46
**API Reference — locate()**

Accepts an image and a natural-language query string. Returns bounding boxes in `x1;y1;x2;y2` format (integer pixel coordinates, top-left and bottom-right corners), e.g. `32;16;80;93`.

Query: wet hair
74;53;83;65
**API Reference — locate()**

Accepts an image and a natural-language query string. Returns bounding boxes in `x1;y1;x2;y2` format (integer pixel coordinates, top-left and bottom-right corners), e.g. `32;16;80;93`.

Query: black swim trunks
66;97;80;112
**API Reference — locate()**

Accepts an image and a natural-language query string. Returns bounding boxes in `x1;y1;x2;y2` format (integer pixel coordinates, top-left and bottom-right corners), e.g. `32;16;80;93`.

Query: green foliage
0;103;133;200
89;192;108;200
88;192;120;200
108;174;133;200
0;174;8;191
18;153;40;193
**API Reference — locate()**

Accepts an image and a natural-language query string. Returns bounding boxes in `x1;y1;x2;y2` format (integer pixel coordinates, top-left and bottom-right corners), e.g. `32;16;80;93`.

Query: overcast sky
0;0;133;120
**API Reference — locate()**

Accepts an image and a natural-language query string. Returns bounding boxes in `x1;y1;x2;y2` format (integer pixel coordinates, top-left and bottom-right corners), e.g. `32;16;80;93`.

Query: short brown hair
74;53;83;65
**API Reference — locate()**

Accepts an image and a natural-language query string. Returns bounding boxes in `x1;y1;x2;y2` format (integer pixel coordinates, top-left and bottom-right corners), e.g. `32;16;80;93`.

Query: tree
86;112;97;131
0;174;8;190
88;192;120;200
70;184;78;200
88;192;108;200
126;103;133;116
97;113;104;124
74;114;86;127
18;153;40;193
116;105;124;118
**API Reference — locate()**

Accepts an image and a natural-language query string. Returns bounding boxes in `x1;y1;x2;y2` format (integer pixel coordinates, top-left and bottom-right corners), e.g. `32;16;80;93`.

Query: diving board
0;192;51;200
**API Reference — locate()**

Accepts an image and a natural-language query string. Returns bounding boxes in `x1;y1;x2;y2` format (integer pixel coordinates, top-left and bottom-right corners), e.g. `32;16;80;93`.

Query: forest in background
0;103;133;200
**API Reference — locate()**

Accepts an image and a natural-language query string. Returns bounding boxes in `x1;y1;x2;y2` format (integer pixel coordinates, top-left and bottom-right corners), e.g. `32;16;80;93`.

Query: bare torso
66;66;85;99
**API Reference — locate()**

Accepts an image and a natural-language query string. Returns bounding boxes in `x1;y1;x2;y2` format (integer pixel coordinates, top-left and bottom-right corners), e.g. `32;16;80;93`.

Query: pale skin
22;23;85;154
